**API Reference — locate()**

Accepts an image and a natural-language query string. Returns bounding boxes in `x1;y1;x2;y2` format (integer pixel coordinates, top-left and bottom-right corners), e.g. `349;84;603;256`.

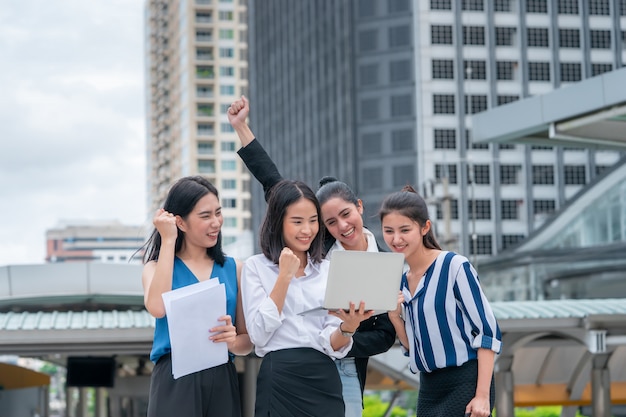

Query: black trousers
416;359;495;417
147;354;241;417
255;348;344;417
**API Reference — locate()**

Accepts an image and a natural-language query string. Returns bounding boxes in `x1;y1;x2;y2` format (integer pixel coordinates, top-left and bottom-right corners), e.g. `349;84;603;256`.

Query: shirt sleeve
348;313;396;358
241;259;285;348
236;138;284;202
318;314;353;359
453;260;502;354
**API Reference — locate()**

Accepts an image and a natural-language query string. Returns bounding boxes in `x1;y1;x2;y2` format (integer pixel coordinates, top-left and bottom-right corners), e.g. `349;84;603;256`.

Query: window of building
218;85;235;95
198;160;215;174
623;31;626;48
557;0;579;14
389;25;411;47
431;25;453;44
197;141;214;155
390;59;412;82
529;62;551;81
218;29;234;40
432;59;454;79
196;12;212;23
527;28;549;47
502;234;525;250
196;30;213;42
197;123;214;136
220;66;235;76
496;61;516;80
499;143;516;150
497;95;520;105
220;103;231;114
532;165;555;184
564;165;586;185
197;104;214;117
462;0;484;11
359;63;379;86
494;0;512;11
362;167;384;189
391;94;413;117
221;122;234;133
467;129;489;150
471;235;493;255
463;26;485;45
468;199;491;220
359;29;379;52
501;164;521;184
362;132;382;155
197;86;213;98
388;0;410;13
391;129;414;151
533;199;556;215
435;164;458;184
221;160;237;171
358;0;377;17
433;94;455;114
592;63;613;76
501;200;520;220
561;62;582;82
393;164;414;187
622;0;626;15
559;29;580;48
218;11;234;21
222;179;237;190
464;60;487;79
471;164;490;184
589;0;610;15
219;48;234;58
196;66;214;79
360;98;380;120
222;198;237;209
532;145;553;150
221;141;236;152
527;0;548;13
496;27;516;46
431;0;452;9
590;30;611;49
464;95;488;114
436;198;459;220
434;129;456;149
596;165;611;176
223;217;237;228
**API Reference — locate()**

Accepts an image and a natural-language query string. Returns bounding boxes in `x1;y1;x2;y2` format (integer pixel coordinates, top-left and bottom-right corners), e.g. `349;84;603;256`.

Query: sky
0;0;148;266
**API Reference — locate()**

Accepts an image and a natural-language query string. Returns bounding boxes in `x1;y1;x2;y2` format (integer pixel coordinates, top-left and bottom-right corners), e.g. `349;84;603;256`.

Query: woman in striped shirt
380;186;502;417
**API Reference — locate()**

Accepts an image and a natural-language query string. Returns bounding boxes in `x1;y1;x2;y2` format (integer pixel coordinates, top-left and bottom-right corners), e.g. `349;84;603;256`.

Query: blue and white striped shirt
401;251;502;373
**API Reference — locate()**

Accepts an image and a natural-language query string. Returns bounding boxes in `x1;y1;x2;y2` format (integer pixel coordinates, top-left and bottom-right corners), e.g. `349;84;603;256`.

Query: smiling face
321;197;367;251
178;192;223;249
381;211;430;263
282;197;319;256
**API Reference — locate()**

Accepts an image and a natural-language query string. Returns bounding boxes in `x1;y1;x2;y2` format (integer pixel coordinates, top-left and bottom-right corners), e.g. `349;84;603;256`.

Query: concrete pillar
94;388;107;417
242;357;261;417
591;367;611;417
494;370;514;417
77;388;89;417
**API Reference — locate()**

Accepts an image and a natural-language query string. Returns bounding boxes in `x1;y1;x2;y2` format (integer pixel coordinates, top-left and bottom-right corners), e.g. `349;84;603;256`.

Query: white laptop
299;251;405;316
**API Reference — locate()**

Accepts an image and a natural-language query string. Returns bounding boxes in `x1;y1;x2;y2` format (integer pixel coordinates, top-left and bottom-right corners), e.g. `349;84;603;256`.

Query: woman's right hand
278;247;300;280
227;95;249;128
153;208;178;243
388;291;404;320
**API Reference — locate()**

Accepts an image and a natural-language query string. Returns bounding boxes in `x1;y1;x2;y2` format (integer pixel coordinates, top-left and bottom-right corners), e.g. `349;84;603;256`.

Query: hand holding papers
162;278;228;379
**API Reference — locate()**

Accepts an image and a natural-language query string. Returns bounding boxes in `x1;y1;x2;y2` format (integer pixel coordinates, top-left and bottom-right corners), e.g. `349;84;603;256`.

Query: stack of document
162;278;229;379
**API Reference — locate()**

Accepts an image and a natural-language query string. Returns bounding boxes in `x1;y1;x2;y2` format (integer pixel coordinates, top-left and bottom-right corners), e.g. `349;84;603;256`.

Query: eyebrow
198;207;221;215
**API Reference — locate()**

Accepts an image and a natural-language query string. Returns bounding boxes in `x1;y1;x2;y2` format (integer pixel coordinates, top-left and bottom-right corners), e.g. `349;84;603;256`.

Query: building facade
247;0;625;258
145;0;252;248
45;220;145;263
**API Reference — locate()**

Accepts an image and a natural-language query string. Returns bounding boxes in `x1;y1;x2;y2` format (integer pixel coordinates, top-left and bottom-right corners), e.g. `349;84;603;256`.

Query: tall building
46;220;145;263
247;0;624;259
145;0;252;248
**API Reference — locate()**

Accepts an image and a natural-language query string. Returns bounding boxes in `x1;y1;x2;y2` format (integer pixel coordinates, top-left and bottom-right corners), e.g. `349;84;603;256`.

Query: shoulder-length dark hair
260;179;324;264
141;176;226;265
379;185;441;250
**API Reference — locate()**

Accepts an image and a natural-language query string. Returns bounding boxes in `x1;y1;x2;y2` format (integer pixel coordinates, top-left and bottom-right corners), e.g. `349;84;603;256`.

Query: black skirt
255;348;344;417
416;359;495;417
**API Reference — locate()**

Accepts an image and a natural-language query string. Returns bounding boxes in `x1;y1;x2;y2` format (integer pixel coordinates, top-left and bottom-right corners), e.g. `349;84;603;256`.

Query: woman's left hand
329;301;374;332
210;315;238;349
464;395;491;417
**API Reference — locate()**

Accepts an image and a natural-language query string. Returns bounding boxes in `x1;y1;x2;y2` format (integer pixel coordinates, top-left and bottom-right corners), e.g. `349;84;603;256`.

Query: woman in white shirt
242;179;371;417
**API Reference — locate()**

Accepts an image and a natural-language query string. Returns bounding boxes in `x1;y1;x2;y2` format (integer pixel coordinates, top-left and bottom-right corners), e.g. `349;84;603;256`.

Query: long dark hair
379;185;441;250
142;176;226;265
316;176;360;254
260;179;324;264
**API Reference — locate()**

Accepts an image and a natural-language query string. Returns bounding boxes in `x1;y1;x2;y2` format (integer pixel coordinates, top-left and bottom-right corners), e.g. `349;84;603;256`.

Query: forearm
330;325;354;351
144;240;176;317
269;273;292;313
232;121;255;146
388;314;409;349
475;348;495;398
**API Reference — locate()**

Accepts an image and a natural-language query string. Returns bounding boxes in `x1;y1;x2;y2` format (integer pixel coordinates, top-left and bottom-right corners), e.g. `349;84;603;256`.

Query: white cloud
0;0;148;266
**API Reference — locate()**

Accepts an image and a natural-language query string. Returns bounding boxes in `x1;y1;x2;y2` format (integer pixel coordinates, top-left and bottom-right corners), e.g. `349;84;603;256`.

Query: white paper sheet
162;279;229;379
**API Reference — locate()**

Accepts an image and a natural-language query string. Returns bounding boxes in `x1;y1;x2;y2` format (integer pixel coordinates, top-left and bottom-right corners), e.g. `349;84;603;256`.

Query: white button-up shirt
242;253;353;358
